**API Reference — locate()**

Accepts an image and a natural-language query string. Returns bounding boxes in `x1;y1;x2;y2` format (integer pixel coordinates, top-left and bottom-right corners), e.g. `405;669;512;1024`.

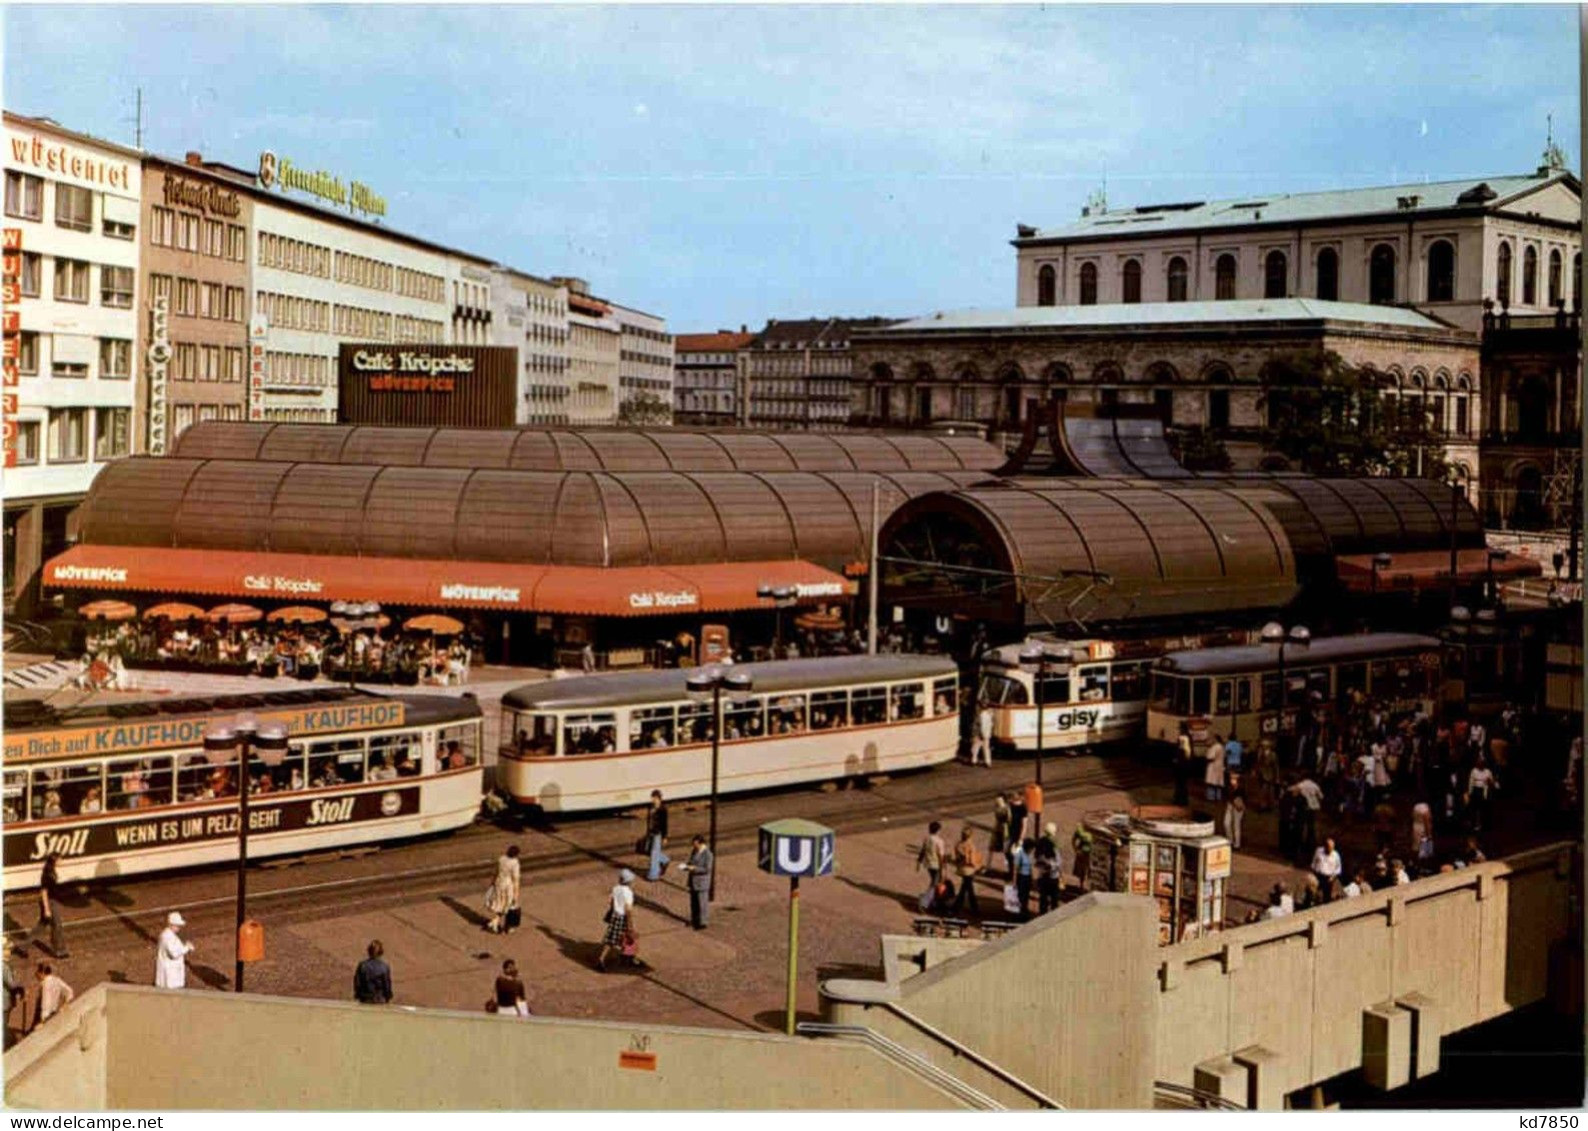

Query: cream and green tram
977;640;1155;754
498;655;961;812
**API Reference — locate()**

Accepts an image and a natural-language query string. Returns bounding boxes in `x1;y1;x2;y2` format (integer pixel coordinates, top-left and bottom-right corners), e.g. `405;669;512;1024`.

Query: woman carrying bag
484;845;522;934
597;869;638;972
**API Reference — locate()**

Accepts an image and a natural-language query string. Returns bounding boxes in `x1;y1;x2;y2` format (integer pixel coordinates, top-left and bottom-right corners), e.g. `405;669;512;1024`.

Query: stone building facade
673;329;753;426
745;316;896;431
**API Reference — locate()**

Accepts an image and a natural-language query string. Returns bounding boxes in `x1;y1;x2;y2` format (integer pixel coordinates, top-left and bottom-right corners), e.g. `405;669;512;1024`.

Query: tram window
1111;663;1148;703
308;738;367;787
1037;674;1072;705
1236;678;1252;713
370;732;422;778
890;683;925;721
178;750;240;800
439;724;480;769
4;769;27;823
770;695;806;735
505;712;557;757
810;690;849;730
1191;678;1211;717
676;703;714;745
1076;666;1109;702
979;674;1027;707
563;714;618;756
1261;674;1281;710
852;686;887;726
726;698;765;739
933;677;958;715
1215;680;1233;715
1305;669;1331;703
108;756;174;810
31;763;105;816
1149;672;1186;713
630;706;676;750
1337;662;1368;702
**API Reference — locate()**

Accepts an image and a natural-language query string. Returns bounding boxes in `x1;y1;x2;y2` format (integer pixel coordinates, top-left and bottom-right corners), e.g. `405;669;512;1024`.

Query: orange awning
43;545;854;618
1338;548;1543;593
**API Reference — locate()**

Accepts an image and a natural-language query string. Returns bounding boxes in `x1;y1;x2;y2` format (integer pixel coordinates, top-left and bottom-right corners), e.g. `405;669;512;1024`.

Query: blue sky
4;4;1578;331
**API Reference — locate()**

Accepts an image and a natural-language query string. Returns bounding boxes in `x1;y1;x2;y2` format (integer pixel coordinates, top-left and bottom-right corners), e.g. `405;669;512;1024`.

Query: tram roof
1153;632;1443;676
501;654;959;711
170;422;1006;473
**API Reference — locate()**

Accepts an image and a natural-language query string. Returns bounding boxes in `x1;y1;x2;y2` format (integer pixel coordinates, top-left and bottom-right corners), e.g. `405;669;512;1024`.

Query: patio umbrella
266;605;328;625
143;602;206;621
403;614;464;635
79;599;137;622
208;603;263;625
331;614;391;633
795;610;846;632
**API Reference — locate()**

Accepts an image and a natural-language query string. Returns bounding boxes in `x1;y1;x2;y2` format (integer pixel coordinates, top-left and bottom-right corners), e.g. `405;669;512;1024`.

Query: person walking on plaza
494;958;530;1017
969;703;994;766
682;835;714;930
1204;733;1227;803
1070;821;1093;893
353;940;393;1004
1467;756;1497;833
1009;837;1035;920
485;844;522;934
30;853;68;959
1034;823;1062;915
644;791;671;881
1023;780;1044;843
597;869;637;972
949;826;983;918
915;821;948;913
1223;772;1246;850
990;794;1012;878
154;912;194;989
3;948;22;1047
1311;837;1342;892
29;962;72;1032
1007;791;1028;866
1291;776;1323;863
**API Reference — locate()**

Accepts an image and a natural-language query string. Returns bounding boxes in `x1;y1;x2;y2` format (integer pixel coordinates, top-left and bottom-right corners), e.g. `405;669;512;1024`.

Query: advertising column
248;314;268;420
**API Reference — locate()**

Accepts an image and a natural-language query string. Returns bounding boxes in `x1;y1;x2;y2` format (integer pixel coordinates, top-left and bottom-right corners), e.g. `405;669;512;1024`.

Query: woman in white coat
484;845;522;934
155;911;194;989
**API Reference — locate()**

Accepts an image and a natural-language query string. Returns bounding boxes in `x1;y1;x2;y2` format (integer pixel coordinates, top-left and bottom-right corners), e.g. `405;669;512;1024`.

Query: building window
175;278;198;317
1209;388;1231;430
150;274;172;304
54;185;92;232
52;355;87;379
49;408;87;462
1037;264;1056;307
175;213;199;252
102;215;134;240
94;408;129;459
149;207;174;247
1215;254;1237;300
1523;245;1538;305
1548;248;1563;307
171;403;195;439
4;171;42;220
1496;241;1512;307
1154;387;1173;424
13;420;39;465
100;265;134;308
200;282;222;319
1426;240;1455;302
956;387;977;421
1166;256;1188;302
1263;250;1287;299
53;258;89;303
1079;262;1098;306
224;286;245;323
1454;395;1469;436
1369;243;1396;305
17;252;41;297
99;338;131;379
225;347;243;382
1122;259;1142;304
227;225;246;261
15;331;38;375
1314;247;1339;301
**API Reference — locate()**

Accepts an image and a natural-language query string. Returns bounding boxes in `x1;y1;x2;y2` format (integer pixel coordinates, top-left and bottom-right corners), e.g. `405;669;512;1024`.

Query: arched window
1122;259;1142;304
1037;264;1056;307
1209;388;1230;430
1215;254;1237;300
1369;244;1396;304
1496;241;1513;307
1166;256;1188;302
1079;262;1098;306
1523;246;1538;305
1548;249;1562;307
1315;247;1339;301
1264;250;1287;299
1426;239;1455;302
1154;387;1173;424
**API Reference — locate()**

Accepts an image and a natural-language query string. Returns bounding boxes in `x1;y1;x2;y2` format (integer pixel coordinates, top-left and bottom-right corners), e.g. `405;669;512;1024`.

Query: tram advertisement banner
5;785;420;867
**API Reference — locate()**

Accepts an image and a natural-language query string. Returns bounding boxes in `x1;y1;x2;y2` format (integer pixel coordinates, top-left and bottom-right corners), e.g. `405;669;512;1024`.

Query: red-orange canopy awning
42;545;855;618
1337;548;1543;593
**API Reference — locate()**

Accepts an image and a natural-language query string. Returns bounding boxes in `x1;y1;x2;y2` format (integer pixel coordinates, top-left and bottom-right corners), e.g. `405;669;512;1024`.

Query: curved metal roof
169;422;1005;473
74;458;988;572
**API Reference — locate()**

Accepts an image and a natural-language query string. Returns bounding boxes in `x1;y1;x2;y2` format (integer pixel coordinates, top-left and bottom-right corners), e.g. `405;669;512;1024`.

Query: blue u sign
758;818;835;878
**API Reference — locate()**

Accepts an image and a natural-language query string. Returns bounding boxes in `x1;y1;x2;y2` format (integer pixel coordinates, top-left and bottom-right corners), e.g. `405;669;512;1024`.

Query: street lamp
203;713;289;993
1260;621;1310;756
1485;550;1508;605
756;584;797;657
686;666;754;901
1018;643;1073;788
329;600;383;689
1370;552;1394;596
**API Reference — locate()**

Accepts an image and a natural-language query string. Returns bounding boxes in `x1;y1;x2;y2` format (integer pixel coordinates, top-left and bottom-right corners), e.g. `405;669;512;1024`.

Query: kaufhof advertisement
337;343;516;427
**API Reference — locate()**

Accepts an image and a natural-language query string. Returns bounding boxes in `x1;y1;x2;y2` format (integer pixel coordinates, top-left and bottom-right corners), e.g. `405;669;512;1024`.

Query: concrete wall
4;987;110;1110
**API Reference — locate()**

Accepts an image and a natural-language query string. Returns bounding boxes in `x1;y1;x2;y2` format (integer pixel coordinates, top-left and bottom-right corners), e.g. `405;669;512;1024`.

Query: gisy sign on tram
758;817;835;1035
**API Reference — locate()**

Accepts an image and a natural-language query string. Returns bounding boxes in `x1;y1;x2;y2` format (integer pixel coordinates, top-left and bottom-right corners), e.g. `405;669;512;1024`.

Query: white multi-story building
557;277;620;425
491;267;570;424
673;330;753;426
613;302;673;424
3;112;141;608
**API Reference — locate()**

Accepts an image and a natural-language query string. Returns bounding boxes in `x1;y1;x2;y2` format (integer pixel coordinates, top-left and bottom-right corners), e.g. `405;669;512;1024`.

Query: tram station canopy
170;421;1005;473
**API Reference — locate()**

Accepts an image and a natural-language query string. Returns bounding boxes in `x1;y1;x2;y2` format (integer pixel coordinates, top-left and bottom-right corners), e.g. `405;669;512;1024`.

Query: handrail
1153;1080;1246;1111
796;1022;1004;1110
876;1001;1065;1109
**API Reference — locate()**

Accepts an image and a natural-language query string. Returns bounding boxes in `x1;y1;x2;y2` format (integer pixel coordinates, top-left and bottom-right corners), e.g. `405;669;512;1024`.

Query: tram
2;687;484;890
497;655;961;812
1144;632;1444;750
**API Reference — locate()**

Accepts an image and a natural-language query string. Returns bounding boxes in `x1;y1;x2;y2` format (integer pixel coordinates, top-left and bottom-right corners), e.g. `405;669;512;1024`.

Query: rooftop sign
258;150;386;219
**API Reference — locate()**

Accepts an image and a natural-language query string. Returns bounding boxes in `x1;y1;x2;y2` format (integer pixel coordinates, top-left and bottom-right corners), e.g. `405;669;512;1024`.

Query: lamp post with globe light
1260;621;1310;752
685;666;754;901
1017;643;1073;788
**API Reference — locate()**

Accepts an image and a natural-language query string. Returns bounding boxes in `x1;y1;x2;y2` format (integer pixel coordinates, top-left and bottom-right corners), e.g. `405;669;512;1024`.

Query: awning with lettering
1336;548;1542;593
42;544;855;617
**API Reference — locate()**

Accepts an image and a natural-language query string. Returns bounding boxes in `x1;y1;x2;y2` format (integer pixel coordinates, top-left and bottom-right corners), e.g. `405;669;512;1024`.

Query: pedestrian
30;853;68;959
2;948;22;1046
681;834;714;930
915;820;948;913
353;940;393;1004
990;794;1012;877
970;703;994;766
1224;734;1245;779
1291;776;1323;862
29;962;72;1031
155;912;195;988
1070;821;1093;893
484;844;522;934
494;958;530;1017
1204;733;1227;803
580;642;596;673
1311;837;1342;891
1467;756;1496;833
1007;791;1028;867
1023;780;1044;842
1012;838;1036;920
1034;823;1062;915
596;869;637;972
1223;771;1246;850
949;826;983;918
1261;888;1290;920
1296;873;1323;910
644;790;671;881
1173;723;1192;806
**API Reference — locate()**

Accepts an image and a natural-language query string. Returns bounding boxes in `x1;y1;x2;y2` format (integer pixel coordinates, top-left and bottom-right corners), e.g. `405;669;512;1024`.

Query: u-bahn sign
758;818;835;878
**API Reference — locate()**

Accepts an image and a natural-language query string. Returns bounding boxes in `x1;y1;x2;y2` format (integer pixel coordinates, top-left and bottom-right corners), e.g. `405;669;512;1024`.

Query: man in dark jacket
682;836;714;929
354;940;392;1004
